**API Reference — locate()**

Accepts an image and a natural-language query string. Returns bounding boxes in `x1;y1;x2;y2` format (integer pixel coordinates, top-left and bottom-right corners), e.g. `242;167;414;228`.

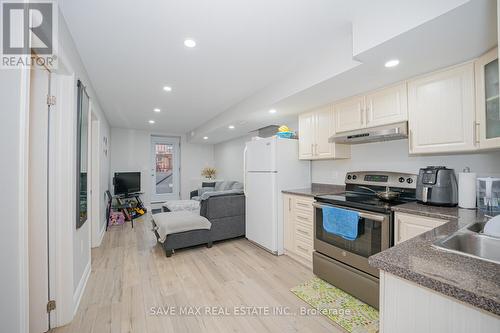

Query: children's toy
277;125;294;138
109;211;125;226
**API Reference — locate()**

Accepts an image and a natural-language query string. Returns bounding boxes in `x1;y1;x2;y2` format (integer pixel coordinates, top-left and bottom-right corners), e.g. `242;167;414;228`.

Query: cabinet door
366;82;408;128
314;106;335;159
475;48;500;149
408;63;476;154
283;194;294;252
334;95;365;133
298;112;314;159
395;213;448;244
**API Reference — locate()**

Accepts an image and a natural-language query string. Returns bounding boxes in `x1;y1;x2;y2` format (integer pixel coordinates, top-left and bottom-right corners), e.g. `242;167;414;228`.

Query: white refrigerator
244;136;311;255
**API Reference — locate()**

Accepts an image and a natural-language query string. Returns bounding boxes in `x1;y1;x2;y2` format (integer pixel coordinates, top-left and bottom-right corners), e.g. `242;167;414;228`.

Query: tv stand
114;192;147;227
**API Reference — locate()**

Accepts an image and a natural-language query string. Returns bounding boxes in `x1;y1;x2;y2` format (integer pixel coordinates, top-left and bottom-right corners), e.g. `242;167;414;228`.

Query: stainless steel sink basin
433;221;500;264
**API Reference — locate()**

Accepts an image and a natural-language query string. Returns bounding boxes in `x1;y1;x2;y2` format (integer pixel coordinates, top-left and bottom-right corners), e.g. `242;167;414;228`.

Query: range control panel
345;171;417;189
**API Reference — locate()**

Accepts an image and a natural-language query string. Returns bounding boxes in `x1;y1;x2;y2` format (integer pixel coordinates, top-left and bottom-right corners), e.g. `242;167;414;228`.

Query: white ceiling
58;0;496;144
58;0;356;133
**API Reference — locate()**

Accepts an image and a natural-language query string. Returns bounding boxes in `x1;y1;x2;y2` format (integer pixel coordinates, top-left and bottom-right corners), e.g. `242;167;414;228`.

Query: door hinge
46;95;56;106
47;300;56;313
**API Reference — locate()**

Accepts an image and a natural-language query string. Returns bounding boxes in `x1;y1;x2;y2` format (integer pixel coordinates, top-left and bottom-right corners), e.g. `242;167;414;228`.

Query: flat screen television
114;172;141;195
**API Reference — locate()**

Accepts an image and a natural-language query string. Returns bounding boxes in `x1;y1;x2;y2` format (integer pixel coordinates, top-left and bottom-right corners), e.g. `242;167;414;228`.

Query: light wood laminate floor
53;216;344;333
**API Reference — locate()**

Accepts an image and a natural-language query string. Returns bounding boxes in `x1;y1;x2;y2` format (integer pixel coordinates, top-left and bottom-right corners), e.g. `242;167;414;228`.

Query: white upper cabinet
334;83;408;134
475;48;500;149
366;83;408;128
408;62;476;154
299;105;350;160
315;106;336;158
298;112;314;159
334;95;365;133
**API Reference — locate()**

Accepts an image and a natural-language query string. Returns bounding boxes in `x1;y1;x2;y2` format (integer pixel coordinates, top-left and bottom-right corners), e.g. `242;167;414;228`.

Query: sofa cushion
215;181;236;191
152;211;211;243
231;182;244;190
199;187;215;196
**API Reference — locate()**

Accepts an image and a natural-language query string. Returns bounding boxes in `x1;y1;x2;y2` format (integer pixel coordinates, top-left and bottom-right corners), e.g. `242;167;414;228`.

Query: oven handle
312;202;386;222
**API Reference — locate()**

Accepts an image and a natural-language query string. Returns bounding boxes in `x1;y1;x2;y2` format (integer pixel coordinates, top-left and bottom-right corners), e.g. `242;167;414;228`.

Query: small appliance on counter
477;177;500;212
416;166;458;206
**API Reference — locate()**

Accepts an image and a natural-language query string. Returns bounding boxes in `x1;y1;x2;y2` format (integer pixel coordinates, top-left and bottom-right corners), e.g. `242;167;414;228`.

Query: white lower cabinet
394;212;448;245
283;194;314;267
380;271;500;333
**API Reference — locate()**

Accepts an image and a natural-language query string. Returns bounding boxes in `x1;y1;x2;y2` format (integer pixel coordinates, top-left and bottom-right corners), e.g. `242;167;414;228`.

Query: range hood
329;122;408;144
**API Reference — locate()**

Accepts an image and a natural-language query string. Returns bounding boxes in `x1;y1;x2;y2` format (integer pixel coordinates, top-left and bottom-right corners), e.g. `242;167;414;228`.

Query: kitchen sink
433;221;500;264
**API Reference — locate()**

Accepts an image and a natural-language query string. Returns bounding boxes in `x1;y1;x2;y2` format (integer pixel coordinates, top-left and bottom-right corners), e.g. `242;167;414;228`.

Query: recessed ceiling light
228;125;235;129
184;39;196;48
203;136;208;140
385;59;400;68
153;108;161;113
148;120;155;124
269;109;277;114
163;86;172;92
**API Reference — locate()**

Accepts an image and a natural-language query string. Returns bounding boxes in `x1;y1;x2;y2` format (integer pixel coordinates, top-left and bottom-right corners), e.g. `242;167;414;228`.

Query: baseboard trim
96;224;106;247
73;260;91;317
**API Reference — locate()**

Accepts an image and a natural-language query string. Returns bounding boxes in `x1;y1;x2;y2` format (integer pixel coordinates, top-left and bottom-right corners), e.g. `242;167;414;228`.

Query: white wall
214;133;256;182
56;15;111;307
0;69;25;333
110;128;214;204
312;140;500;184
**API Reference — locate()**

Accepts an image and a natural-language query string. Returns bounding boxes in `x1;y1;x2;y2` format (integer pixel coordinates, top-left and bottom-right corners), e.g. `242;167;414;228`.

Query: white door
334;95;365;133
28;67;51;332
245;172;277;253
408;62;476;154
245;137;276;172
151;136;180;202
298;112;314;159
366;82;408;128
475;48;500;149
314;106;335;159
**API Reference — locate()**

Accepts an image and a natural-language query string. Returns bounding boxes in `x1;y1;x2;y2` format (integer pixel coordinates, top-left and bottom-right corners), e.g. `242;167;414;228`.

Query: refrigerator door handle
243;146;248;196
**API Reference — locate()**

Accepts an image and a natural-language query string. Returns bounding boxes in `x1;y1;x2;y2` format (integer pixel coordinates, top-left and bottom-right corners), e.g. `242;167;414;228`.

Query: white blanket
152;211;211;243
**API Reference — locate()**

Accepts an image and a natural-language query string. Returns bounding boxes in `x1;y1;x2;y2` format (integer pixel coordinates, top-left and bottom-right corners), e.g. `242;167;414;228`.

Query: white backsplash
312;139;500;184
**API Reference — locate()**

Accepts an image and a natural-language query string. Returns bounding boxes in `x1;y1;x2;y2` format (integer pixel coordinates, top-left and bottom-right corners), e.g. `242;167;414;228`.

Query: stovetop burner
316;192;416;213
314;171;418;213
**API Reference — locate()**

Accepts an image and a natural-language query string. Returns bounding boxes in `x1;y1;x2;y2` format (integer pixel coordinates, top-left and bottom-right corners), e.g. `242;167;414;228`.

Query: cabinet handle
315;143;318;155
288;198;291;211
474;121;480;145
409;129;413;150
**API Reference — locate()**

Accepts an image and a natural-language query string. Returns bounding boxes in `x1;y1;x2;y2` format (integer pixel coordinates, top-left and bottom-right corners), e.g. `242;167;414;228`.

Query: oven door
313;202;391;277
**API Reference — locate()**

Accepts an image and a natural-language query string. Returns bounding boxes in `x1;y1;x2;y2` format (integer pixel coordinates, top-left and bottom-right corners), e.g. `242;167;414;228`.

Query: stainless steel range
313;171;417;309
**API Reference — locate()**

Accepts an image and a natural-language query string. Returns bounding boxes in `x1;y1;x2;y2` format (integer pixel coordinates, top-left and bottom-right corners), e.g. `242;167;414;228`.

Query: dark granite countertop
392;201;460;220
369;207;500;316
282;183;345;198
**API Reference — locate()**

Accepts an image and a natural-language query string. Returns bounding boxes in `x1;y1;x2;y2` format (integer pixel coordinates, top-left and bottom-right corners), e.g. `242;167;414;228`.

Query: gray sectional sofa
156;181;245;256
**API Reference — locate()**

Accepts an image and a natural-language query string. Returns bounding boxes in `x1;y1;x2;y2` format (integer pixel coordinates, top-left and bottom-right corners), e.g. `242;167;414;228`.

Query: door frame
90;107;104;248
19;42;89;332
150;136;181;202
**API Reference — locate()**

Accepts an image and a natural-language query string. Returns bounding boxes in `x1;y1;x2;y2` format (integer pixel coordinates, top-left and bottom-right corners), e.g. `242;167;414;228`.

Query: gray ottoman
152;211;211;257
